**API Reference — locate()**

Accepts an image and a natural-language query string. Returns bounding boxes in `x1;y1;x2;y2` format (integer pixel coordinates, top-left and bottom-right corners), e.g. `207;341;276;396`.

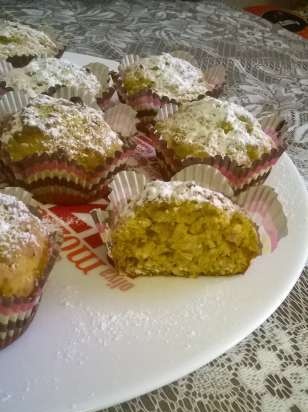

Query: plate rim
2;51;308;412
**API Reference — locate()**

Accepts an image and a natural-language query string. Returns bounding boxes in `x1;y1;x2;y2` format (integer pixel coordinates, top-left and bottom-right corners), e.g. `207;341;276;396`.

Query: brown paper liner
137;103;288;193
111;53;225;120
0;187;62;349
92;166;287;277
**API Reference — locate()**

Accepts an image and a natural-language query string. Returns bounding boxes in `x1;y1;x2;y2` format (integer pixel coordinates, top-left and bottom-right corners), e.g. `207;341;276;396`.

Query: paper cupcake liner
92;165;287;278
96;103;162;179
0;45;64;70
25;182;111;205
0;60;13;75
111;53;225;119
0;149;132;204
0;90;135;203
0;187;62;349
138;103;288;193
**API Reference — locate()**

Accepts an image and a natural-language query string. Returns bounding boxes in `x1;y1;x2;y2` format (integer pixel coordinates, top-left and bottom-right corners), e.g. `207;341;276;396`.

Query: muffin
112;52;223;118
140;97;286;192
109;180;261;277
0;20;63;68
0;94;126;204
0;192;60;348
0;57;101;102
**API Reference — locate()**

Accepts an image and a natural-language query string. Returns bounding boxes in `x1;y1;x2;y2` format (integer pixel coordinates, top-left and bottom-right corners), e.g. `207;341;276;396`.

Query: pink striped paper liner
111;53;225;119
138;102;288;193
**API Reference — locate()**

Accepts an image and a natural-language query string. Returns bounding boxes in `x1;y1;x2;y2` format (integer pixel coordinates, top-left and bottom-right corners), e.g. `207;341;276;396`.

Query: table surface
1;1;307;411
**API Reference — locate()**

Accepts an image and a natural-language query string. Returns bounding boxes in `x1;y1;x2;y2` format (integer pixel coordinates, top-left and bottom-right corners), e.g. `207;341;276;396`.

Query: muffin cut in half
0;94;126;204
0;20;63;68
0;191;60;348
110;180;261;277
140;97;286;192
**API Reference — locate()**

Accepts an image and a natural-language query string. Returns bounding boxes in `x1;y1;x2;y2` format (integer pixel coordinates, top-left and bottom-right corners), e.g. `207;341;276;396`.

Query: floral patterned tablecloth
1;1;307;411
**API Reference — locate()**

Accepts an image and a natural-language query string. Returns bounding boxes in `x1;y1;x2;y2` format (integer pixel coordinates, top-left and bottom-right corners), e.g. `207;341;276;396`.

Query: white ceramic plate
0;52;308;412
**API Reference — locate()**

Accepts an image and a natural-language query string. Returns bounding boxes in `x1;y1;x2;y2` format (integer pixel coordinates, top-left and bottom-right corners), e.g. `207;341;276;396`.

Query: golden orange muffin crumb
111;180;261;277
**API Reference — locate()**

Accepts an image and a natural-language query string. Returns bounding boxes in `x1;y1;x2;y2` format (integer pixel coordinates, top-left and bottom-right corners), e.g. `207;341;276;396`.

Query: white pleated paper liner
0;186;40;208
92;165;287;267
104;103;137;137
0;60;13;75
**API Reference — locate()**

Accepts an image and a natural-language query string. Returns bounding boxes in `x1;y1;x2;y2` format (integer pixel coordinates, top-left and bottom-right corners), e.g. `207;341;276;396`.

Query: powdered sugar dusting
2;58;101;98
156;97;275;166
130;180;238;212
122;52;210;101
56;284;216;358
1;94;123;161
0;192;47;262
0;20;58;59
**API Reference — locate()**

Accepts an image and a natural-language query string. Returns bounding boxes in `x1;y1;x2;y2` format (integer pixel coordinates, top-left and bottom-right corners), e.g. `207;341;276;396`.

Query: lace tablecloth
2;1;307;411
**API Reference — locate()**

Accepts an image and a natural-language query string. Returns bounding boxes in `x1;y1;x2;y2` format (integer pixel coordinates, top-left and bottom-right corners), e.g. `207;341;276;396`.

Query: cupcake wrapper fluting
0;90;135;204
137;103;288;193
0;61;111;110
111;53;225;120
0;148;134;204
0;45;65;70
91;165;288;277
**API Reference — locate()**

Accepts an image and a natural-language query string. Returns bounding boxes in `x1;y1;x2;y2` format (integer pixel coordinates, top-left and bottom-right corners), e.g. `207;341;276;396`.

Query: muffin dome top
0;20;59;60
0;193;47;262
2;57;101;98
122;53;210;101
155;97;275;166
124;180;238;216
0;95;123;170
0;192;49;297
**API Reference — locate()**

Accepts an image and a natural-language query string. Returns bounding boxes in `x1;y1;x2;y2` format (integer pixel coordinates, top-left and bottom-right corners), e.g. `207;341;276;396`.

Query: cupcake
0;57;102;103
0;20;63;68
0;94;127;204
0;191;60;348
112;52;224;118
139;97;286;192
106;180;261;277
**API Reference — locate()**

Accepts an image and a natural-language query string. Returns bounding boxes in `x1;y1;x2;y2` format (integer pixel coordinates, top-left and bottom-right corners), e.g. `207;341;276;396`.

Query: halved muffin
0;191;60;348
141;97;286;192
0;95;126;204
110;180;261;277
0;20;63;68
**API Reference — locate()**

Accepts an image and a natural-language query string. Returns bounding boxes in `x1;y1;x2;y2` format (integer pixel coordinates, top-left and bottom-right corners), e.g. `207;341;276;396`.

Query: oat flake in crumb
124;53;211;101
156;97;275;167
0;20;58;60
0;94;123;161
2;58;101;98
0;192;47;263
